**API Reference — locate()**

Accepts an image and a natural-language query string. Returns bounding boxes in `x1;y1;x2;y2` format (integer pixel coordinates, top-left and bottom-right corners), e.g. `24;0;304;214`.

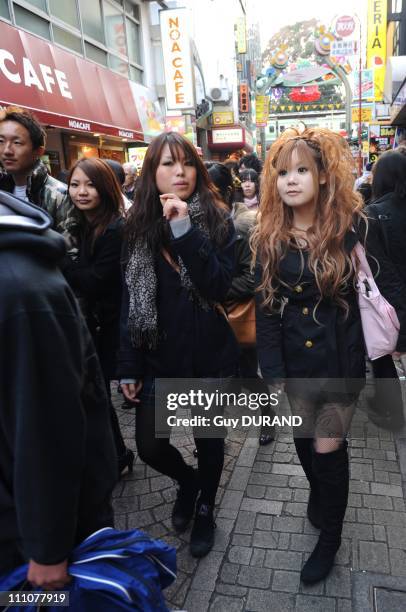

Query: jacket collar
0;159;48;204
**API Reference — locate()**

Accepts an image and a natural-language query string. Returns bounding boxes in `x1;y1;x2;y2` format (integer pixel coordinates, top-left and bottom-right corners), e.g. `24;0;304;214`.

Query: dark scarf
125;192;212;349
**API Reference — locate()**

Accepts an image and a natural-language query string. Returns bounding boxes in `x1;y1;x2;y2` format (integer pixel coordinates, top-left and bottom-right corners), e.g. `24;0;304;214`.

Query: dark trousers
135;389;224;507
370;355;405;426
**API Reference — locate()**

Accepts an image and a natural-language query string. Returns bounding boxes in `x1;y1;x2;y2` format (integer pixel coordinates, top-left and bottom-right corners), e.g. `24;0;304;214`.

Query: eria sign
333;15;356;38
160;8;195;111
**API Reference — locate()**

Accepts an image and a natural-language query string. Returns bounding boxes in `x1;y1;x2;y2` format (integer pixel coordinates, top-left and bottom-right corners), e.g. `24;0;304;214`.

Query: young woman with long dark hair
118;132;238;557
61;157;133;476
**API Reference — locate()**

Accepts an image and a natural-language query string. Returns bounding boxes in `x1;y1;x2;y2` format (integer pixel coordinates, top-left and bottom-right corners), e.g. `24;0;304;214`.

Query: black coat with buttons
255;230;366;383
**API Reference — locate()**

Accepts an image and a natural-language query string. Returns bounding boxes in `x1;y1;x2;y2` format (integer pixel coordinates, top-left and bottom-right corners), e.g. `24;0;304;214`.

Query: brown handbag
227;298;256;346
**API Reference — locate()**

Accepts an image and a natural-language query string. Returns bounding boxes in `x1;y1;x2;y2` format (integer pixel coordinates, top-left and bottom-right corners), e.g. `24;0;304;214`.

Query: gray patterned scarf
125;192;212;349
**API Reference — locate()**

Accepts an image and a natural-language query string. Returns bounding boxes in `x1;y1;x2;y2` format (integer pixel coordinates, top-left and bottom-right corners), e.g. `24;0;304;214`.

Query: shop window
79;0;104;43
126;18;142;65
85;41;108;66
49;0;79;28
104;1;127;57
129;64;143;84
0;0;10;20
19;0;47;11
53;25;82;54
108;53;129;78
125;0;140;20
14;4;50;40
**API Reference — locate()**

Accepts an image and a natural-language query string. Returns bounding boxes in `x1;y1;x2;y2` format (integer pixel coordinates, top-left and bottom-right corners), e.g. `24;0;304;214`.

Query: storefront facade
0;16;163;173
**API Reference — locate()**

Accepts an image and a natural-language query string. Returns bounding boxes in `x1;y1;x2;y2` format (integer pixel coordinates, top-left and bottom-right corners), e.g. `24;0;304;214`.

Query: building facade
0;0;165;173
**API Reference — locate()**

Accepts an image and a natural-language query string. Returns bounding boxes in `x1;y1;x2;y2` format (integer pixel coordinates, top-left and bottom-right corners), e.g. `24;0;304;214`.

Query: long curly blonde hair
251;128;365;313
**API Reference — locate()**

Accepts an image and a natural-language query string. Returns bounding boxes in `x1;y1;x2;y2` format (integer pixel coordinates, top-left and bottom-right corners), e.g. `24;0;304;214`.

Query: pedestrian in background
123;162;139;202
366;149;406;430
252;128;393;584
118;132;238;558
239;168;260;209
238;153;263;175
206;161;275;445
0;191;116;587
104;158;133;211
61;157;133;477
0;106;74;240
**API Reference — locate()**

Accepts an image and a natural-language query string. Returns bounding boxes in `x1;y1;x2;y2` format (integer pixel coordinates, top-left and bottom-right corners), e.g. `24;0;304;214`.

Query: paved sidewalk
111;378;406;612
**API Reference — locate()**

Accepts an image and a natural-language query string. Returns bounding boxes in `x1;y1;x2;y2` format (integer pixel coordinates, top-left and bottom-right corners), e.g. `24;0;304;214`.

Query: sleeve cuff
169;215;191;238
120;378;137;384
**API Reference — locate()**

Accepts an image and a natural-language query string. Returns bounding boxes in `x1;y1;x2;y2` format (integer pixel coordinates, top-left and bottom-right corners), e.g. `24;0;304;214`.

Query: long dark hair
126;132;228;251
372;150;406;200
205;161;234;210
68;157;124;245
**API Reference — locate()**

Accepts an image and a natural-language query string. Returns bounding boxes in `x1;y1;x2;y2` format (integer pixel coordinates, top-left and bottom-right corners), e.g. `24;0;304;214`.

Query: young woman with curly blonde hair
252;128;375;583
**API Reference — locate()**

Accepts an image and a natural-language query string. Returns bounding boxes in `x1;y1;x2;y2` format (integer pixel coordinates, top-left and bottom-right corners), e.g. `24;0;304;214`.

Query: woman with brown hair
252;128;372;583
118;132;238;558
61;157;133;476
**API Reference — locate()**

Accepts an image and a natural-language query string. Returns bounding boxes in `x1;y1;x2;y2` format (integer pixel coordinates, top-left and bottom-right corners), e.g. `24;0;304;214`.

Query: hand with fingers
160;193;188;222
28;559;71;590
121;380;143;404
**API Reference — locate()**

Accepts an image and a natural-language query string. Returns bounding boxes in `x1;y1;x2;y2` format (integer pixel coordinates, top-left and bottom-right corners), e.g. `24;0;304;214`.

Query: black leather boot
190;498;216;558
301;442;349;584
171;467;200;532
294;438;321;529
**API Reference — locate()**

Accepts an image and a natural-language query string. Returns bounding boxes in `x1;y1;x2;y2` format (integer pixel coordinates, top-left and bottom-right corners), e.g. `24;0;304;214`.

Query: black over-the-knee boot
300;441;349;584
294;438;321;528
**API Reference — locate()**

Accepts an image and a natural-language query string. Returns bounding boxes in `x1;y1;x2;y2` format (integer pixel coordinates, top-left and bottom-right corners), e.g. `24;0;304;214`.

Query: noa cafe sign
0;49;72;99
160;8;195;111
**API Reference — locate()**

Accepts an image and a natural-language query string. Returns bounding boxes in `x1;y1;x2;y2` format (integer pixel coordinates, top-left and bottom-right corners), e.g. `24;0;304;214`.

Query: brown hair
251;127;365;314
126;131;228;251
68;157;124;245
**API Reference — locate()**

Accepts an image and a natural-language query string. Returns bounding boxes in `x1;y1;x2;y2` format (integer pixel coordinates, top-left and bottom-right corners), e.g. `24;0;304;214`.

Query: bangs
274;138;318;173
167;137;197;165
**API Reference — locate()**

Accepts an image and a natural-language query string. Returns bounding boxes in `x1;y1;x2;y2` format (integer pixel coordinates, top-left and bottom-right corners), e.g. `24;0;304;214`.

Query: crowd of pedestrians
0;105;405;602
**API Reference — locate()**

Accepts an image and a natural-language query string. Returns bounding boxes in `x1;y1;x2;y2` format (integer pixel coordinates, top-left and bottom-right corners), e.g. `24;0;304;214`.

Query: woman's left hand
160;193;188;221
392;351;405;360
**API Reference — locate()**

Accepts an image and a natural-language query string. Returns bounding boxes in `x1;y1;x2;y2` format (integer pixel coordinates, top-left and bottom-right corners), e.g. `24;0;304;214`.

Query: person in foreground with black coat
365;149;406;430
0;190;117;588
118;132;238;558
61;157;133;477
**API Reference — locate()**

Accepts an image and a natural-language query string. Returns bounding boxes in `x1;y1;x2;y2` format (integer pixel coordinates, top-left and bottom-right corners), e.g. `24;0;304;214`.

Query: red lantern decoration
289;85;321;103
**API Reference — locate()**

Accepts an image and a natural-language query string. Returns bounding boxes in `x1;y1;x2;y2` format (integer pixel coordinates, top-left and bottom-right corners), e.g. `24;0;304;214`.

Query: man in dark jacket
0;106;75;243
0;191;117;588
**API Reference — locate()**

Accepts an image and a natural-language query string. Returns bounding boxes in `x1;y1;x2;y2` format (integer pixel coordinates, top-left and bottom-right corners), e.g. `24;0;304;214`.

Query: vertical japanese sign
255;95;269;126
236;17;247;54
366;0;387;102
160;9;195;110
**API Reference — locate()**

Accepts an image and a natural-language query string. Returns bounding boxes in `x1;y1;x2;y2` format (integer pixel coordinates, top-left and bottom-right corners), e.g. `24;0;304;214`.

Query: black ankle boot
301;442;349;584
294;438;321;529
190;499;216;558
171;467;200;532
118;448;135;478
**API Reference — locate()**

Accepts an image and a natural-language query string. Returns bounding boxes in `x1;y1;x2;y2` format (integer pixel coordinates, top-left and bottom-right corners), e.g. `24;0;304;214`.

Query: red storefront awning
0;20;144;141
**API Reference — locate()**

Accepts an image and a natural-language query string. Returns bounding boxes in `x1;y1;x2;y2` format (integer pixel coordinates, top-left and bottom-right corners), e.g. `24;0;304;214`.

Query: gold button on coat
294;285;303;293
302;307;309;315
305;340;313;348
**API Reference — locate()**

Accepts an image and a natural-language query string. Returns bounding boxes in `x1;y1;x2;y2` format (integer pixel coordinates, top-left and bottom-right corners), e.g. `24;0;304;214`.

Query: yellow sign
212;111;234;126
366;0;387;101
351;107;373;122
236;17;246;54
256;95;269;126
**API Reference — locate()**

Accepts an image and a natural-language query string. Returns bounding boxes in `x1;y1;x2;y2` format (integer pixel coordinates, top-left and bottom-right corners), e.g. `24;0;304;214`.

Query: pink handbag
351;242;399;360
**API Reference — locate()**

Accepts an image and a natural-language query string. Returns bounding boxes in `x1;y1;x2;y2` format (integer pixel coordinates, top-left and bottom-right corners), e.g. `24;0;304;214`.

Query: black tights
135;400;224;506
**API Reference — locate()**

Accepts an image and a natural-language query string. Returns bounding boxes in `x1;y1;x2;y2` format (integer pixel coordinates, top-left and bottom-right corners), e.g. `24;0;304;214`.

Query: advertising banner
366;0;387;101
255;95;269;127
353;69;374;100
236;17;247;54
368;124;395;163
160;8;195;110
